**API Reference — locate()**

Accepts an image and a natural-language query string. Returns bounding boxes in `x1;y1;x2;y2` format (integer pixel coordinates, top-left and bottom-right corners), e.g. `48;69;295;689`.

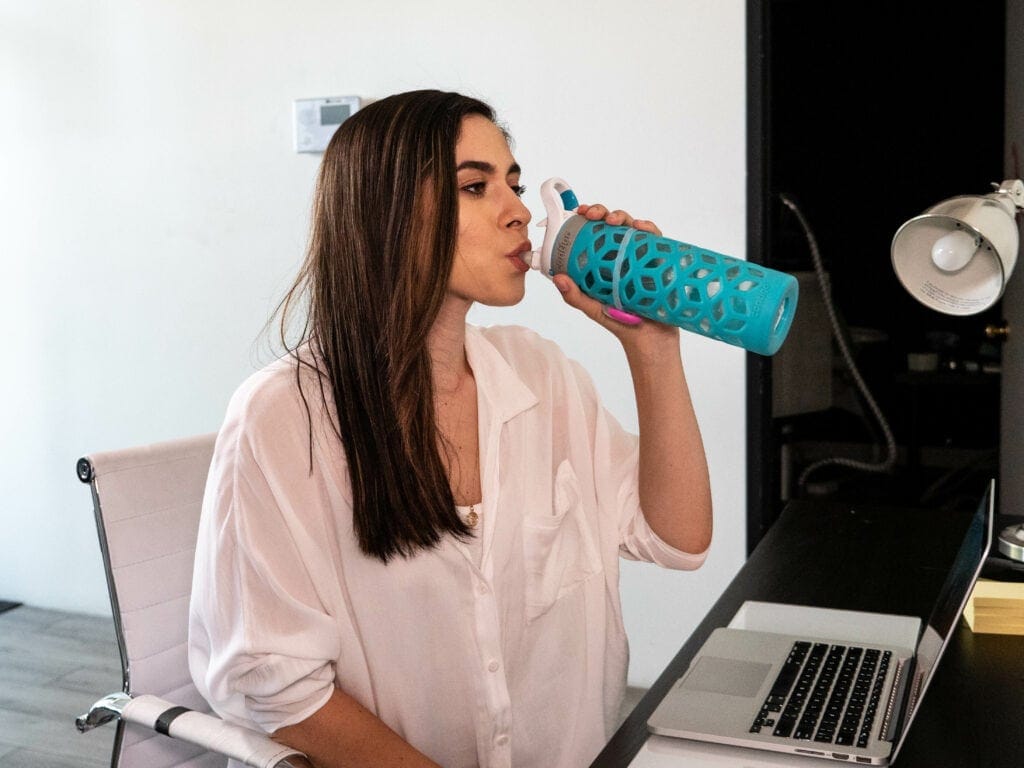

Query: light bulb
931;229;978;272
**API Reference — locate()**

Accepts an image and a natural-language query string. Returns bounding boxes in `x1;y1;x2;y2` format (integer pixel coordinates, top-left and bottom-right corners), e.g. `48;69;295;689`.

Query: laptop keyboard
750;641;891;748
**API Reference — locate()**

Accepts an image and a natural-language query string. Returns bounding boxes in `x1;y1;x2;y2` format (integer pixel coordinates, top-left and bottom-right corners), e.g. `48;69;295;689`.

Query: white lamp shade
891;193;1019;315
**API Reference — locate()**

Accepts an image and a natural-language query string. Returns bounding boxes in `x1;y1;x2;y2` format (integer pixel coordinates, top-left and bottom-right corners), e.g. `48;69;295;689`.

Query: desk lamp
892;178;1024;561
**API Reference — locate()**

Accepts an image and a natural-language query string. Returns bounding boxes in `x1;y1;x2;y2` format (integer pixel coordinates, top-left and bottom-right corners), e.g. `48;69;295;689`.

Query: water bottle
527;178;798;356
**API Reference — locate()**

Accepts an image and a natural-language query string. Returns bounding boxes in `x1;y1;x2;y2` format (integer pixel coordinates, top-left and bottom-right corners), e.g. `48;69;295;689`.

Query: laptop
647;481;994;766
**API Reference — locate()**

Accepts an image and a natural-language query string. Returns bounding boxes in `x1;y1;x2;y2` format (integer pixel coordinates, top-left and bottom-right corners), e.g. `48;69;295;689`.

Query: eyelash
460;183;527;198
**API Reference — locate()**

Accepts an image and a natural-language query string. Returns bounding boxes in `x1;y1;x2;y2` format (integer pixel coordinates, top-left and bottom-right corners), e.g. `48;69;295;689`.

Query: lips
506;241;533;273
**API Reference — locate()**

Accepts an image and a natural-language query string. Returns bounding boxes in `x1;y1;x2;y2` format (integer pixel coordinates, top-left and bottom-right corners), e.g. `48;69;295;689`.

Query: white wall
0;0;746;687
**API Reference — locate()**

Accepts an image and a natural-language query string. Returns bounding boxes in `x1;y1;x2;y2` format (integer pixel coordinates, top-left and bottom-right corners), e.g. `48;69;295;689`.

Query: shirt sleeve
578;360;709;571
188;369;342;733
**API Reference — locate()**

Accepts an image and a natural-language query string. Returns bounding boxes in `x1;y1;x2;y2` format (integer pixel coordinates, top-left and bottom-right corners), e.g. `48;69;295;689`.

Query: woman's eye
459;181;526;198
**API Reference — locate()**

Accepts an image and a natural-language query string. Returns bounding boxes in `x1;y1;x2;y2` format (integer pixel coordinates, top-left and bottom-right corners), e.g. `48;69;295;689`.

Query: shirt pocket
522;460;603;623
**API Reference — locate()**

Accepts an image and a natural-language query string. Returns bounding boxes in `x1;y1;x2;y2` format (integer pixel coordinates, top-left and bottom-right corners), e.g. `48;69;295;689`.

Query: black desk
592;499;1024;767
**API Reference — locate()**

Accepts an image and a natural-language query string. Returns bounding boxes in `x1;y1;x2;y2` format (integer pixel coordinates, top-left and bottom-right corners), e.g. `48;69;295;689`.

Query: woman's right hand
551;203;682;359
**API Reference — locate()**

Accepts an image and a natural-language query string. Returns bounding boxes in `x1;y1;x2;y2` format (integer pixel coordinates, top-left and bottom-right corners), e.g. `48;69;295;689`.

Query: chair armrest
77;692;307;768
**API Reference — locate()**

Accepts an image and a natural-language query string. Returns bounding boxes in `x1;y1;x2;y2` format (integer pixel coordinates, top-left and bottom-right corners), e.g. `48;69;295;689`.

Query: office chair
75;433;307;768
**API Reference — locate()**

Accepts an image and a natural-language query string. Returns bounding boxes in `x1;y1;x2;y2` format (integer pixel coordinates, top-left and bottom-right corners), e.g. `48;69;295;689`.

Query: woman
188;90;712;768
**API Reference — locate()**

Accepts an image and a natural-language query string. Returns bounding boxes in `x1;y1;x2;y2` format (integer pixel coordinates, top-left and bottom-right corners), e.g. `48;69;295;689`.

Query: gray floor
0;605;119;767
0;605;647;768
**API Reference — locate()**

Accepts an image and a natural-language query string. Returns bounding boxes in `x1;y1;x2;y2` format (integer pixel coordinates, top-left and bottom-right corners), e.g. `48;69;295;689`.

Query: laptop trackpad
681;656;771;697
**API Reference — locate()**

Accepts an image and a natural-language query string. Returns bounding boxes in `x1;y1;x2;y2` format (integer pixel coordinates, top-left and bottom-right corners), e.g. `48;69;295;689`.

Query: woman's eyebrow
456;160;522;175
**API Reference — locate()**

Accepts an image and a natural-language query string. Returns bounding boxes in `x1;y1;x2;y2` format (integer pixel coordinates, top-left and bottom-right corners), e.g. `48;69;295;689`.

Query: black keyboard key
774;713;798;738
765;646;806;705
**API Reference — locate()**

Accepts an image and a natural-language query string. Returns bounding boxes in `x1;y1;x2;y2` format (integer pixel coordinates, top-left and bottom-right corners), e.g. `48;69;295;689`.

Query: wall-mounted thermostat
293;96;361;153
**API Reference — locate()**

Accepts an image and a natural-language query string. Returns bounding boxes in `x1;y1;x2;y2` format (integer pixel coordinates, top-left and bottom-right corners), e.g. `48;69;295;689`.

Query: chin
480;286;527;308
483;296;525;308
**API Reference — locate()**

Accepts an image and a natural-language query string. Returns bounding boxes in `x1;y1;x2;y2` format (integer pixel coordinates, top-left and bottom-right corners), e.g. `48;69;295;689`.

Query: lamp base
997;523;1024;562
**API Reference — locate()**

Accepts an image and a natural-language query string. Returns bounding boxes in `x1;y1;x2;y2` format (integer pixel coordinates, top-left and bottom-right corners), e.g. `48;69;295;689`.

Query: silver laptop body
648;482;994;766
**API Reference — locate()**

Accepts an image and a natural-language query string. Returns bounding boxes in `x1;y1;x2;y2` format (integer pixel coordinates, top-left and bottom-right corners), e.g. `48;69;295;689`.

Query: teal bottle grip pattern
551;216;798;356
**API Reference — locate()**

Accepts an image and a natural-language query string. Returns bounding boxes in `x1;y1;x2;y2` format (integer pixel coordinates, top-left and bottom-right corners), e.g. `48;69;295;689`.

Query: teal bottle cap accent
559;189;579;210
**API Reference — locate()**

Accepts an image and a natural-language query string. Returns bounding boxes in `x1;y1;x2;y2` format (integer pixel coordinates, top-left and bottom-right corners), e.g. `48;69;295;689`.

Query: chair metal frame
75;434;306;768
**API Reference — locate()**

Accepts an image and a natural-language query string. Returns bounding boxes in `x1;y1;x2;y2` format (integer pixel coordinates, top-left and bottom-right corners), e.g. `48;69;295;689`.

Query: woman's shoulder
225;351;327;435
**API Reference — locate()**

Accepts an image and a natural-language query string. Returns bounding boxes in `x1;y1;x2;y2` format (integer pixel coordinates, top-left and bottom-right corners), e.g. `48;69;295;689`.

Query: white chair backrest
80;433;224;768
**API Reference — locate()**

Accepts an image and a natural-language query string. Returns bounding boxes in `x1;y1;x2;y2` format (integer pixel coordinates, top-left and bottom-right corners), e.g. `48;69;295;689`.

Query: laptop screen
894;480;994;755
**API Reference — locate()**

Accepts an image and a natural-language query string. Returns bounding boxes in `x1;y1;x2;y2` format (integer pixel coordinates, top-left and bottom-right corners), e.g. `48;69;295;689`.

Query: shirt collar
464;325;540;423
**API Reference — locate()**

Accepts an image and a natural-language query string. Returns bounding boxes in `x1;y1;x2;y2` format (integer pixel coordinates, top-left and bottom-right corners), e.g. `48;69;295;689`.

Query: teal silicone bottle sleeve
530;177;799;355
554;217;799;356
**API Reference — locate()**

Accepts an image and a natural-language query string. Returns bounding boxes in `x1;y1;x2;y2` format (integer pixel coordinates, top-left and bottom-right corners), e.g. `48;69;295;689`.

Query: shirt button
477;581;489;595
496;734;510;746
487;660;500;673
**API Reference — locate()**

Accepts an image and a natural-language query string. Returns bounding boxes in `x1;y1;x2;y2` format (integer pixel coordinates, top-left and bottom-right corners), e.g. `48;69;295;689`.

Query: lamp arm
993;179;1024;210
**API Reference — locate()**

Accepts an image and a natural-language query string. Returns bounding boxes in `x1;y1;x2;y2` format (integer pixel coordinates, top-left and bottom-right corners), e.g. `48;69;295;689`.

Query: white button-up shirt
189;324;707;768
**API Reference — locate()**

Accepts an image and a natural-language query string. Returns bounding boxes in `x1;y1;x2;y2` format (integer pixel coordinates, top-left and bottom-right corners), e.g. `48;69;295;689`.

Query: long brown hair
278;90;496;562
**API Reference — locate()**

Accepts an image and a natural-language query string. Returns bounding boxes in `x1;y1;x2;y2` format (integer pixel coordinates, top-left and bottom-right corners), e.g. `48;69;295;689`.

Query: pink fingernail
603;307;644;325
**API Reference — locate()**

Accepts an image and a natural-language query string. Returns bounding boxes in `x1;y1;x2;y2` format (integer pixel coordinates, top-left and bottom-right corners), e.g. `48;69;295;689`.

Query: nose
504;190;532;230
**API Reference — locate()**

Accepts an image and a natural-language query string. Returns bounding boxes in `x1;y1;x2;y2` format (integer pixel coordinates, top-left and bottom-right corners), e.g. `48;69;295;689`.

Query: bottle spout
532;177;579;276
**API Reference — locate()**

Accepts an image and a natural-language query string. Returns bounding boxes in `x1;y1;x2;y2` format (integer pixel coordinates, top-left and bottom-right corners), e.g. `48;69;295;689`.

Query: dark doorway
746;0;1006;551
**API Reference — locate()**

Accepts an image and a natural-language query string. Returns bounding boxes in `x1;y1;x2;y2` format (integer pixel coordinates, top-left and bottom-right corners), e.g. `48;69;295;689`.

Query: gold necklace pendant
466;504;479;528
